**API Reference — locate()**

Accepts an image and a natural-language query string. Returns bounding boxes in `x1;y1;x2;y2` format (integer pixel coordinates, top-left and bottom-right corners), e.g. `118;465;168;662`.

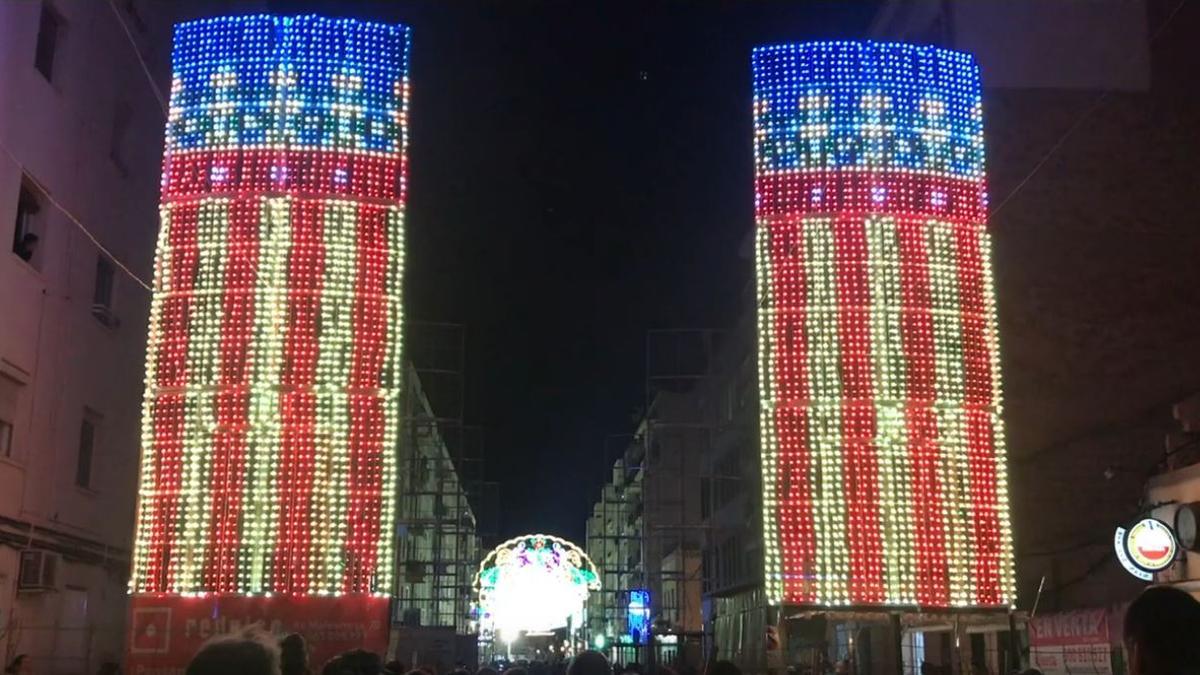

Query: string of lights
105;0;169;115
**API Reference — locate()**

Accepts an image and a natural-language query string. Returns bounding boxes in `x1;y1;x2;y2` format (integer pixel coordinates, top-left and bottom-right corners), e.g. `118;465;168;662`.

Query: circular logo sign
1126;518;1178;573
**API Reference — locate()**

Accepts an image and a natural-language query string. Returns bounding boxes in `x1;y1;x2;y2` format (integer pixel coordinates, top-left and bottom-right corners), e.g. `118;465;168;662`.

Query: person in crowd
385;662;406;675
566;650;609;675
186;628;280;675
449;668;471;675
322;650;385;675
1123;585;1200;675
504;667;528;675
706;661;741;675
4;656;29;675
476;666;498;675
279;633;309;675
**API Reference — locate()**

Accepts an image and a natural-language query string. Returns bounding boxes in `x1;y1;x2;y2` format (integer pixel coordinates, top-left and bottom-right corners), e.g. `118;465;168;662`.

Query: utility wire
106;0;168;116
989;0;1189;219
0;140;152;291
1013;388;1195;465
0;0;172;292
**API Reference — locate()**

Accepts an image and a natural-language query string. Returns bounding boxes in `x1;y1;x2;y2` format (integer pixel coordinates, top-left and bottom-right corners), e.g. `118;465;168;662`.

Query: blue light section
627;589;651;645
752;41;984;178
168;15;409;152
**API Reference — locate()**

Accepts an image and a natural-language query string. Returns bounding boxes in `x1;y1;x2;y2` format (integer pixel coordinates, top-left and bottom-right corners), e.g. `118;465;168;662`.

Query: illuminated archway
474;534;600;640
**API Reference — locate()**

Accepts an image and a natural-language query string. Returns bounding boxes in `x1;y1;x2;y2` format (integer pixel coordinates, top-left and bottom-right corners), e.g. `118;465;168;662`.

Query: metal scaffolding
587;329;742;671
394;322;498;642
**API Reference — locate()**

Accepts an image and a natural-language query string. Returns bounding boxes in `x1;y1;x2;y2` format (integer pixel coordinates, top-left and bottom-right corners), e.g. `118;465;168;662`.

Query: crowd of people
180;631;740;675
3;586;1199;675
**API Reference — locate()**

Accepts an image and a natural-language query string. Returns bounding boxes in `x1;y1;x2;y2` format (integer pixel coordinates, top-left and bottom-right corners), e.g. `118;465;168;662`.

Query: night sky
270;0;880;542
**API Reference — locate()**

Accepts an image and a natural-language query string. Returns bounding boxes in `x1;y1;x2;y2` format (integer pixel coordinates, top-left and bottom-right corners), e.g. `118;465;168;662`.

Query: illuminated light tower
752;41;1015;608
127;15;409;661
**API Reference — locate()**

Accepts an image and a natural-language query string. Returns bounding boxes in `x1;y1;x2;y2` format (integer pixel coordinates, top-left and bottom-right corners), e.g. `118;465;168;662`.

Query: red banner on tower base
127;595;390;675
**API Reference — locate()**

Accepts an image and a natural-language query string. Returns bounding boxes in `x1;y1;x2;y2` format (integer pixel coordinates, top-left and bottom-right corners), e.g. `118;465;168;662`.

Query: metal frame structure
394;322;498;638
587;329;742;671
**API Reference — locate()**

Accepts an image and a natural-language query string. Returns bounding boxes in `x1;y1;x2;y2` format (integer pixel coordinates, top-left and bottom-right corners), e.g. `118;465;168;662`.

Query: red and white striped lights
753;41;1015;608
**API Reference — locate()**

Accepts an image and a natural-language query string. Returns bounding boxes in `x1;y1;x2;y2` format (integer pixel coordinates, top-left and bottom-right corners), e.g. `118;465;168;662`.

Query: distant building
394;365;482;635
0;1;173;671
391;364;483;671
586;395;706;670
587;443;642;657
699;296;769;674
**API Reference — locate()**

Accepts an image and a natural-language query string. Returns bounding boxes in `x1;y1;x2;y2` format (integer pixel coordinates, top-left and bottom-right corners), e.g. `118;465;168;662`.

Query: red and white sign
1030;609;1112;675
1127;519;1177;572
126;595;390;675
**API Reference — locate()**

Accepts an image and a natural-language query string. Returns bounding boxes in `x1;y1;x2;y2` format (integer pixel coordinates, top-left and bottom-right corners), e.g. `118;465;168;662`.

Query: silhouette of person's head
322;650;384;675
707;662;740;675
187;628;280;675
1124;586;1200;675
567;651;610;675
279;633;309;675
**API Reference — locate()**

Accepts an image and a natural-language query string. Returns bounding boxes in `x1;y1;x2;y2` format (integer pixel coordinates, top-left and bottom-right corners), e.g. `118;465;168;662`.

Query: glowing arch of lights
474;534;600;638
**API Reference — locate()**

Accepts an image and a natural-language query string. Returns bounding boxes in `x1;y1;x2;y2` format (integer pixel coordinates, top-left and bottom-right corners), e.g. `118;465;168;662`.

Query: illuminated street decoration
475;534;600;638
627;589;651;645
1115;518;1177;580
752;41;1015;607
129;15;410;597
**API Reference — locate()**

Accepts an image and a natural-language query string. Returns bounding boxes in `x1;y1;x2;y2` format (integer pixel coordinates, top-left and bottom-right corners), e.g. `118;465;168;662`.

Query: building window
35;3;64;82
12;183;41;267
1;374;23;460
76;413;98;489
92;256;119;326
93;256;114;308
0;419;12;458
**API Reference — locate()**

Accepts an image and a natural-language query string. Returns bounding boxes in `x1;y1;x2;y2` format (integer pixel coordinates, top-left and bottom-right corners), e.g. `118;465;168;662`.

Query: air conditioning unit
91;303;120;328
18;550;60;591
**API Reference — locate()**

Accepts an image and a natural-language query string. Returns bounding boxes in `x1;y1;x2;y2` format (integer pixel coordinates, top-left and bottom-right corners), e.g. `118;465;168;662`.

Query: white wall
0;0;172;671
